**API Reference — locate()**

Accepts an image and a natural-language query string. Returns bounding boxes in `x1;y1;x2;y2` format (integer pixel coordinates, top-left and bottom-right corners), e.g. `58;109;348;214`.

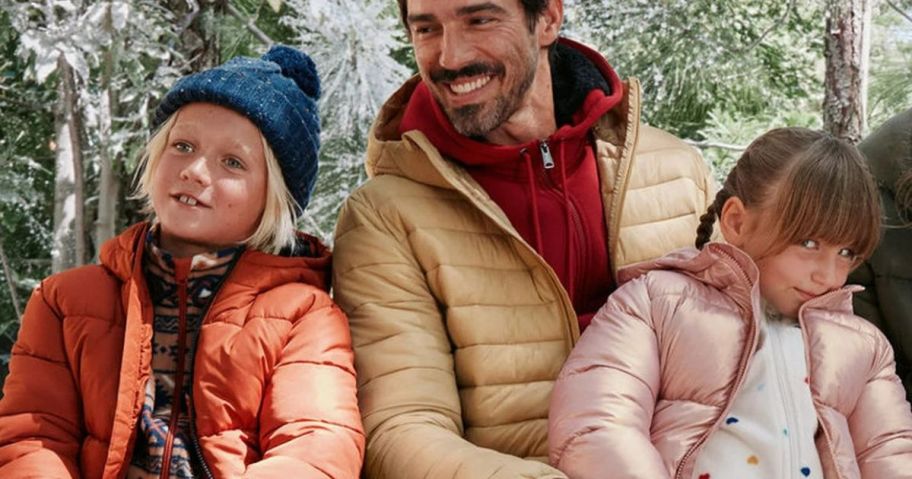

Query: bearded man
333;1;715;477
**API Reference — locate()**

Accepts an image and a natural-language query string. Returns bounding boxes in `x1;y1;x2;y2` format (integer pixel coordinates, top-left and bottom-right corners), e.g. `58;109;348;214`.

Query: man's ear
719;196;750;247
537;0;563;47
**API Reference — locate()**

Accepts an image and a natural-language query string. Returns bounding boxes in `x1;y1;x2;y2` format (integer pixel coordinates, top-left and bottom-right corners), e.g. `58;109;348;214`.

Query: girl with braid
548;127;912;479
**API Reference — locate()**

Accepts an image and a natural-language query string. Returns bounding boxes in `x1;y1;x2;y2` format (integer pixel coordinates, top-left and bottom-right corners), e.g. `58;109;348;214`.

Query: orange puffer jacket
0;223;364;478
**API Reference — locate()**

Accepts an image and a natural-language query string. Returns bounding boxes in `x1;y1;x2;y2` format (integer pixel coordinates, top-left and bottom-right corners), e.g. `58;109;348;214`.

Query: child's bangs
769;140;881;260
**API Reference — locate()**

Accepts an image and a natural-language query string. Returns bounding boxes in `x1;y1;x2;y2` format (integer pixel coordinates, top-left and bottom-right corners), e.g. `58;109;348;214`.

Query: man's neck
484;50;556;145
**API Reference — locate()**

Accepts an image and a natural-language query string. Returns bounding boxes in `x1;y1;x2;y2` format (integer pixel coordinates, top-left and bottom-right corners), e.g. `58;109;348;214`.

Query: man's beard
429;50;538;138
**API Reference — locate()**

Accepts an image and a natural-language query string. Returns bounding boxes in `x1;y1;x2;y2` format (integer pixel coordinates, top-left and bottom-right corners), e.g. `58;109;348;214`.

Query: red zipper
160;260;190;478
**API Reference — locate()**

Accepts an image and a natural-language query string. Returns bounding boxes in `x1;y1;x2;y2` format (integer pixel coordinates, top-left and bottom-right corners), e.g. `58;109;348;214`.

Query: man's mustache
429;62;505;83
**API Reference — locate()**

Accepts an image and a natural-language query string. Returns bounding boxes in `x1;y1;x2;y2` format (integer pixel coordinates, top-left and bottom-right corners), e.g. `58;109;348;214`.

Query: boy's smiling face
151;102;267;258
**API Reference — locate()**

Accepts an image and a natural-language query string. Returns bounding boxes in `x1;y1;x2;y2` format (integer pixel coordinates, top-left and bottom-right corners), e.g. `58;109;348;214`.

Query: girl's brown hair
696;127;882;262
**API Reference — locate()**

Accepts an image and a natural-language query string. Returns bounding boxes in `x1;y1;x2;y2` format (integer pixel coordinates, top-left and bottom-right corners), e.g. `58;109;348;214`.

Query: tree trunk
51;56;86;272
823;0;872;143
63;57;87;267
95;5;120;254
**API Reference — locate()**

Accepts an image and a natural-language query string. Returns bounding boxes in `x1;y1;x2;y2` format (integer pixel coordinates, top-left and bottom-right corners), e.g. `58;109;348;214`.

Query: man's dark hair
397;0;550;33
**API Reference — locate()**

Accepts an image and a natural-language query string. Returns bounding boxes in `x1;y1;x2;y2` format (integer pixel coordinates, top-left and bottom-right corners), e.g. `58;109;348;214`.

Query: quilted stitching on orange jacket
0;223;364;478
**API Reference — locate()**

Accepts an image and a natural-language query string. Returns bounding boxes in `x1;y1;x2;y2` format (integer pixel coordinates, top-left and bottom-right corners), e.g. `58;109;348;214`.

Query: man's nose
438;28;473;71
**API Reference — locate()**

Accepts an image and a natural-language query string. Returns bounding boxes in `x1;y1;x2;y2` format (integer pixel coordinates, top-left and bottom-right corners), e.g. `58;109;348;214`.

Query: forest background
0;0;910;389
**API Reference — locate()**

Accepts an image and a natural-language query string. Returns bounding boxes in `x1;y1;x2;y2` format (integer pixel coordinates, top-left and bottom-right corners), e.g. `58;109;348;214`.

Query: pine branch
731;0;796;54
177;0;201;33
886;0;912;25
0;237;22;320
226;2;274;47
684;139;746;152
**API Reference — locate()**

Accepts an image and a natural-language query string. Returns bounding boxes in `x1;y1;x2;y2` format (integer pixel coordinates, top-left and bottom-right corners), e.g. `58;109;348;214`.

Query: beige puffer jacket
333;75;715;478
549;243;912;479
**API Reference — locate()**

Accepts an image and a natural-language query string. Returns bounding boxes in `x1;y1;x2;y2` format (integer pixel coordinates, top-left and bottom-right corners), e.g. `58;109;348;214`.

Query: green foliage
219;0;298;58
0;8;55;375
699;103;821;183
566;0;824;139
868;3;912;131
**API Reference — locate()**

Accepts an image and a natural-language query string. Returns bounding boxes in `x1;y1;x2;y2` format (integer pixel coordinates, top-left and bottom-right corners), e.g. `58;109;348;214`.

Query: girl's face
151;103;267;258
722;198;856;317
746;237;856;317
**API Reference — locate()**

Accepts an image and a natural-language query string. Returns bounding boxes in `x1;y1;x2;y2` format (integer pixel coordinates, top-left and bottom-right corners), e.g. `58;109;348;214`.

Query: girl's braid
695;188;732;249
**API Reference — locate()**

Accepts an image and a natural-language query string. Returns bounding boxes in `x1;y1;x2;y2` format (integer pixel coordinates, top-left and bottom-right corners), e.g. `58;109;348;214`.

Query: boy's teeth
179;195;198;206
451;76;491;95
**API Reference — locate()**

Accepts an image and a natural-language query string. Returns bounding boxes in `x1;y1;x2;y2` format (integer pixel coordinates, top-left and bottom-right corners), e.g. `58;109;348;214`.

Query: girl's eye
223;157;245;170
173;141;193;153
838;247;857;260
800;239;819;249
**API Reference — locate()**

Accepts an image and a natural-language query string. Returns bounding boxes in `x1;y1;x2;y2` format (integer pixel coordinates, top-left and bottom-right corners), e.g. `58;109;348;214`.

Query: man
333;0;715;477
849;107;912;405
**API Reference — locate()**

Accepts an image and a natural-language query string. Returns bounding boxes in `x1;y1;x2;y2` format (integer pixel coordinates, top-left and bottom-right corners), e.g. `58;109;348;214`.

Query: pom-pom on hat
153;45;321;212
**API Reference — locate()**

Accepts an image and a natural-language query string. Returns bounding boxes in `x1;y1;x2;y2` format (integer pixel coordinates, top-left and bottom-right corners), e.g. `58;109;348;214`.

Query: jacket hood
859;107;912;193
363;38;629;188
99;222;333;292
617;242;859;317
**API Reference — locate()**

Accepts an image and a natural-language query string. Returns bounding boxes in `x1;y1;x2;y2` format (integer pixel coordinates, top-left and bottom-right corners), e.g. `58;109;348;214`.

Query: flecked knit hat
153;45;321;212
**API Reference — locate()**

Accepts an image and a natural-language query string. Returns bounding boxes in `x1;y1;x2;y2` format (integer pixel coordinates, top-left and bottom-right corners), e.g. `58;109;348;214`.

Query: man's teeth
450;76;491;95
178;195;198;206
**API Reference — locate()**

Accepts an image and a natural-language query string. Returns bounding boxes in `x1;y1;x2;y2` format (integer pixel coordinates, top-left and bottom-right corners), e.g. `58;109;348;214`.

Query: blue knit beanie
153;45;321;212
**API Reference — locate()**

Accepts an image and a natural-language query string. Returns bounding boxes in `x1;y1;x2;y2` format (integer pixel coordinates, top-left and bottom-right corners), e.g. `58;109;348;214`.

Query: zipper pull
540;140;555;170
173;258;191;285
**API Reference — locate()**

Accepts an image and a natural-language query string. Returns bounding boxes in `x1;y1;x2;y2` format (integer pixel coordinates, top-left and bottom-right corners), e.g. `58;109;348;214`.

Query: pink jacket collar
617;242;860;319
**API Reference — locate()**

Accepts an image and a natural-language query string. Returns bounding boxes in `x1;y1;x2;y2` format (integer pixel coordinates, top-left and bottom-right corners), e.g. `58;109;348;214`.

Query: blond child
0;46;364;478
549;128;912;479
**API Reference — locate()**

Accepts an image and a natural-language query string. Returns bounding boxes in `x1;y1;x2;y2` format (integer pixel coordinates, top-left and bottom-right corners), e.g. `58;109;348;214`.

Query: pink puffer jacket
548;243;912;479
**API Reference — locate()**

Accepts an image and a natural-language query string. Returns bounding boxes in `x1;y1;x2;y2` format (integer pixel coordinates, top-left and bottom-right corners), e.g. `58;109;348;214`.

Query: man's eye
173;141;193;153
411;25;435;36
470;17;493;26
223;157;245;170
800;239;819;249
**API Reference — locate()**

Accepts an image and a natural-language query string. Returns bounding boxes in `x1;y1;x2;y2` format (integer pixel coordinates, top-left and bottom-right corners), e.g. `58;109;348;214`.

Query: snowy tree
5;0;185;266
6;0;102;270
281;0;411;240
0;7;55;377
562;0;826;180
564;0;824;137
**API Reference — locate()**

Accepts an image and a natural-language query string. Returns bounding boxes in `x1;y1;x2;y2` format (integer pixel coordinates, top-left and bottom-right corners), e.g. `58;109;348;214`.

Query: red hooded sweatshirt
400;38;623;332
